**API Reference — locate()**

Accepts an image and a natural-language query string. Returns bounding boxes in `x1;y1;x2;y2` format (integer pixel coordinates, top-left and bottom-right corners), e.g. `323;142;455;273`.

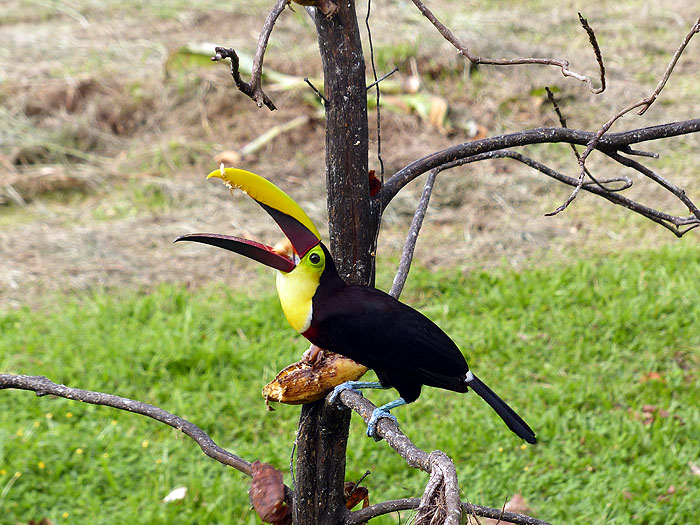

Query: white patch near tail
464;371;474;383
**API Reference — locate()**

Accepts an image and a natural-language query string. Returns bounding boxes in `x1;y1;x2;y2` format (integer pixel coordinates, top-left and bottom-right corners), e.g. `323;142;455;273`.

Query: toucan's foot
329;382;360;408
367;408;398;441
328;381;385;409
365;397;407;441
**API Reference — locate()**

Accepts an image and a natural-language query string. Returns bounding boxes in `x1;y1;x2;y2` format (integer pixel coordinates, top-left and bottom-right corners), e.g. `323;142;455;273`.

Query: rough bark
293;2;374;524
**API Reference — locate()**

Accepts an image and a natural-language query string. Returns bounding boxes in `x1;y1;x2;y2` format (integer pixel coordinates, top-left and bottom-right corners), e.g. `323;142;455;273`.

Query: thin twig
638;17;700;115
605;151;700;221
0;374;253;476
366;66;399;92
304;77;328;104
389;169;438;299
550;16;700;215
211;0;288;110
366;0;385;178
346;498;550;525
411;0;605;93
544;86;624;195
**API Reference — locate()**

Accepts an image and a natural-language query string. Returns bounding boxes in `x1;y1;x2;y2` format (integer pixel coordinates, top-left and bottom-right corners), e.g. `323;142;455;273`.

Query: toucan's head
175;167;330;333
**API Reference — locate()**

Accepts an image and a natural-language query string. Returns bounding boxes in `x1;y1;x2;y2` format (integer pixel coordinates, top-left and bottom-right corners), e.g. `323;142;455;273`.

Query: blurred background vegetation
1;1;699;523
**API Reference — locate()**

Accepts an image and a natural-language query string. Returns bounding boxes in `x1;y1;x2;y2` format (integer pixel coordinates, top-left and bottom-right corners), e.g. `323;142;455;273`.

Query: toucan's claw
367;408;398;441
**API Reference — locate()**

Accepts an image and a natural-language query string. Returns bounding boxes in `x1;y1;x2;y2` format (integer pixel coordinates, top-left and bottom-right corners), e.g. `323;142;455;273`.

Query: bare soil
1;1;699;309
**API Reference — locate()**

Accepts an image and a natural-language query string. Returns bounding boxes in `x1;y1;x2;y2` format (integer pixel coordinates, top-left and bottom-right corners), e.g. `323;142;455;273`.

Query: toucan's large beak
174;168;321;272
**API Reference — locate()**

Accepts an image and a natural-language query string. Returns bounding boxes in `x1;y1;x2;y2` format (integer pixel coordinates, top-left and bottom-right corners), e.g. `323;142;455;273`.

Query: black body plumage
305;244;536;444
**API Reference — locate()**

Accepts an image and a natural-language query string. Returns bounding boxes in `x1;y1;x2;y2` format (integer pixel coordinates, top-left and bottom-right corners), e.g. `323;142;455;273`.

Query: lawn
1;243;699;524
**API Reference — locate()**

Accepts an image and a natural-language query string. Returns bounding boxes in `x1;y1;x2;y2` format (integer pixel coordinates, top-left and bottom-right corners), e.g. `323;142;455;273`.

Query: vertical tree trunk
293;2;377;523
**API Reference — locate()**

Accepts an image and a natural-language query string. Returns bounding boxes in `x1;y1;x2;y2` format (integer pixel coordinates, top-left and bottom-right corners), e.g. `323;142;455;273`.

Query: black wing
310;285;470;401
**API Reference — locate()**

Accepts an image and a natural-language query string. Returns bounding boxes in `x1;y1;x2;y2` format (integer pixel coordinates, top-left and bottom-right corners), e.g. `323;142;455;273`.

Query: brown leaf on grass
657;485;676;502
639;371;666;383
249;461;291;525
640;405;672;425
689;462;700;477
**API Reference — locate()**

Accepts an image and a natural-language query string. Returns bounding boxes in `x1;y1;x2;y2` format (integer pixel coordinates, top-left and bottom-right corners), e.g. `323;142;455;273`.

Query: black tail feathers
466;373;537;444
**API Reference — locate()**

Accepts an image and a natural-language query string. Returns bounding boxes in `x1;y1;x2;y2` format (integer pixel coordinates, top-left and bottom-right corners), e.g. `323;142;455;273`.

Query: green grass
2;244;699;524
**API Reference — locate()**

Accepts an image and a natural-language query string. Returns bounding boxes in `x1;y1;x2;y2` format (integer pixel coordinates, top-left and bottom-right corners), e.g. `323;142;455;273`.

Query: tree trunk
293;2;376;523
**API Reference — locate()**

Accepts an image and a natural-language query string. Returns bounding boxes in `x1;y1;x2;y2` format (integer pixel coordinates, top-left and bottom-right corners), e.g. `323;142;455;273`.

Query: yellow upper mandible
207;167;322;241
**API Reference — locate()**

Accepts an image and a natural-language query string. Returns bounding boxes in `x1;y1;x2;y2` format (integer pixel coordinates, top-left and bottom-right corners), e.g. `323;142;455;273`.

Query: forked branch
211;0;289;110
380;120;700;237
551;16;700;215
411;0;605;93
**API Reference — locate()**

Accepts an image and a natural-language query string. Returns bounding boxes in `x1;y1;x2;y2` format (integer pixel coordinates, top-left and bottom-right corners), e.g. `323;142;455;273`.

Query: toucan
176;168;536;444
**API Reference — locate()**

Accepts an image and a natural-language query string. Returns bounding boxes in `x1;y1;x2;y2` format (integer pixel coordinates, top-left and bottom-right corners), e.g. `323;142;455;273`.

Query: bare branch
304;77;328;104
346;498;552;525
0;374;253;476
211;0;289;110
545;87;610;192
551;16;700;215
381;119;700;207
415;450;462;524
365;66;399;92
605;151;700;221
411;0;605;93
336;389;549;525
430;149;698;237
389;169;438;299
379;120;700;236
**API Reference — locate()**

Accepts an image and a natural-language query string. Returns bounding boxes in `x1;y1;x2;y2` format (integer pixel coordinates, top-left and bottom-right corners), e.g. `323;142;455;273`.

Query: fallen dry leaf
249;461;291;525
639;371;666;383
689;462;700;477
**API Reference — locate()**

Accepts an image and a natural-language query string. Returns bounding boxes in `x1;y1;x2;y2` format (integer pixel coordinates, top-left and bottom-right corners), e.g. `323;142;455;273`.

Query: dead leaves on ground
628;404;684;426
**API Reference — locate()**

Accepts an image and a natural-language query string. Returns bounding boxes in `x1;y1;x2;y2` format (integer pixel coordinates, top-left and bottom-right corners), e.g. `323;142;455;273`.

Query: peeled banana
263;349;368;406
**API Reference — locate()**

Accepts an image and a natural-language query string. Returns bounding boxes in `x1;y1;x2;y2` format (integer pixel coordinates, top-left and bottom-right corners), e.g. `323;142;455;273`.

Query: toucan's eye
309;252;321;265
